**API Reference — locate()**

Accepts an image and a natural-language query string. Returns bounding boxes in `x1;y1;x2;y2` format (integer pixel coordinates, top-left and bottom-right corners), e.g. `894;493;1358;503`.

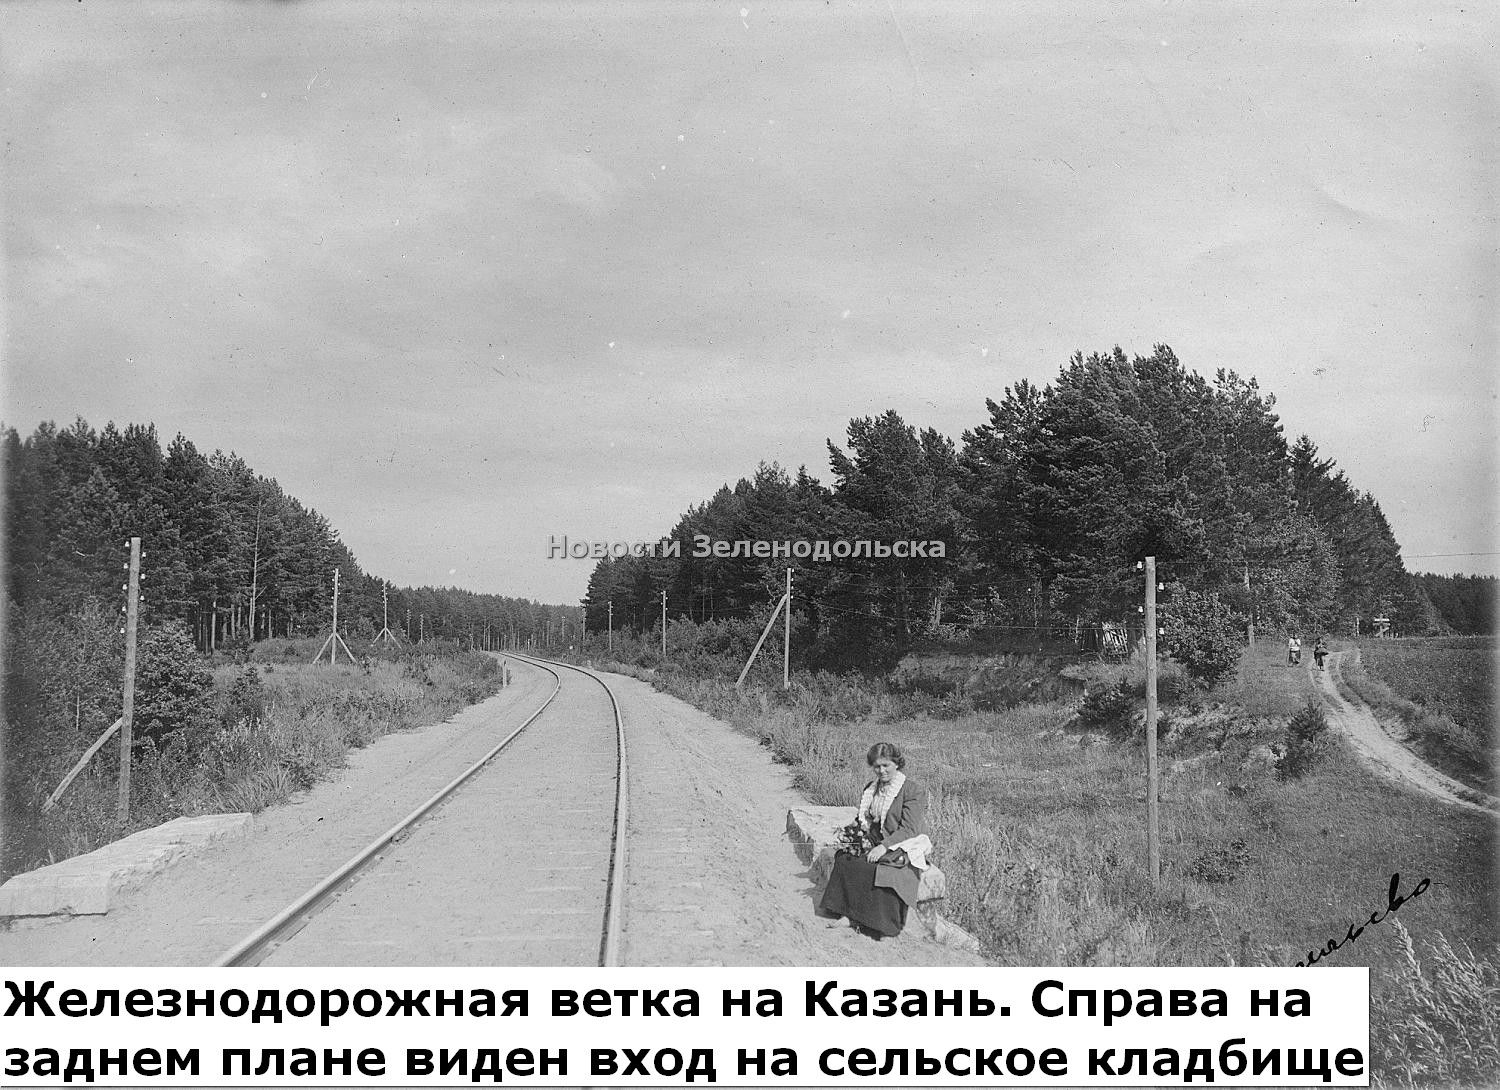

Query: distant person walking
1313;637;1328;671
1287;635;1302;667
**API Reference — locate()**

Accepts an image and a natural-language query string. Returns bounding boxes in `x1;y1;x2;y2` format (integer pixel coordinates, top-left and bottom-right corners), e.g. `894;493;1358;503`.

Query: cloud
3;0;1494;602
538;149;621;216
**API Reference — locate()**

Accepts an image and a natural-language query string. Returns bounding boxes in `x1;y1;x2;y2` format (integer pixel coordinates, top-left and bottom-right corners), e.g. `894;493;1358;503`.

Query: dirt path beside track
1;661;985;966
0;661;559;965
608;669;984;966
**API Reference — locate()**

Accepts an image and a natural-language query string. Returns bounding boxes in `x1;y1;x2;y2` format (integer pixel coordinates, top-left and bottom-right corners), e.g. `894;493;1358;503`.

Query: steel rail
510;654;628;967
213;659;565;967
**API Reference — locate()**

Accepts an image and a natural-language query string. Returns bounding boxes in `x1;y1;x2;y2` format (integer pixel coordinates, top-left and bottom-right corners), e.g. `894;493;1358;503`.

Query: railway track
213;655;629;967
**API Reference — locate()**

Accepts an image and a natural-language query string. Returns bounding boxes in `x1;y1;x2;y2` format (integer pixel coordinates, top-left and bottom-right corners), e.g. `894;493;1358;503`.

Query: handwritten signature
1295;872;1431;967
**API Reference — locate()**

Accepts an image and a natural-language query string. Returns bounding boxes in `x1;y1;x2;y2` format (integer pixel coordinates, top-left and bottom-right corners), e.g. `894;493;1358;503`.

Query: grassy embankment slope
602;638;1496;1087
18;640;502;874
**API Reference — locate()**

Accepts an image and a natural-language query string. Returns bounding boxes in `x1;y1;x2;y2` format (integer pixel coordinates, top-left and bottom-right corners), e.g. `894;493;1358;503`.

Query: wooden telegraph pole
312;568;356;664
783;567;792;690
247;500;263;642
1244;561;1255;647
117;537;142;823
607;601;613;652
735;577;791;691
375;585;401;648
1144;556;1160;885
660;589;667;658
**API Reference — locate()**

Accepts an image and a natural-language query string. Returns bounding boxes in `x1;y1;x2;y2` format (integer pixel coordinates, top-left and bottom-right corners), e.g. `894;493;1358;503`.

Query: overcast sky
3;1;1495;605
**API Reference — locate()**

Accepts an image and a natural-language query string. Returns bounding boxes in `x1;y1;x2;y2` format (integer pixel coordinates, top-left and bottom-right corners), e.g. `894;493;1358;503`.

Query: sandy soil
262;662;619;966
0;662;558;965
1;659;986;967
1315;650;1498;816
607;669;984;966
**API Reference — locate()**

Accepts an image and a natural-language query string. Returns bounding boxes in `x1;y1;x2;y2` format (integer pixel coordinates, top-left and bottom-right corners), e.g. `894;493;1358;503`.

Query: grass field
608;637;1498;1088
1338;637;1496;793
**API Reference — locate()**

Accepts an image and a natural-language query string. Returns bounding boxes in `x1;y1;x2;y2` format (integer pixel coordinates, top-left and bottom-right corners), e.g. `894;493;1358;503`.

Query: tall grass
7;642;502;876
594;636;1498;1085
1372;920;1500;1089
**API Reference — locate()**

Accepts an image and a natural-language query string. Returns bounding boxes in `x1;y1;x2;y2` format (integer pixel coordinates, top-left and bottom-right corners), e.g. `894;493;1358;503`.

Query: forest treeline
1412;573;1497;637
2;419;581;875
585;346;1479;671
3;420;580;649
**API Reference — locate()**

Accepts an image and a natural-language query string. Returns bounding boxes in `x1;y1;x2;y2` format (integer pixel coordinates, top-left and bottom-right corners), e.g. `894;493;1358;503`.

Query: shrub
220;665;268;728
1161;584;1243;687
1277;698;1330;780
1078;679;1135;740
133;623;215;747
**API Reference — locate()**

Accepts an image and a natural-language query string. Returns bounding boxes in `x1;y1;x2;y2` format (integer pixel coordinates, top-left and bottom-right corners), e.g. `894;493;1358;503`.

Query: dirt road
1314;650;1498;816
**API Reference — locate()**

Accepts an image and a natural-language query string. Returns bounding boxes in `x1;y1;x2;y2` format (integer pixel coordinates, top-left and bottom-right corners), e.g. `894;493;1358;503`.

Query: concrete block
786;805;946;903
787;806;981;953
0;814;252;918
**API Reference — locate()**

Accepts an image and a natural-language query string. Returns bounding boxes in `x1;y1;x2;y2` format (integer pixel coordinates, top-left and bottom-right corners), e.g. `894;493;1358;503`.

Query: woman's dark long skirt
819;852;908;937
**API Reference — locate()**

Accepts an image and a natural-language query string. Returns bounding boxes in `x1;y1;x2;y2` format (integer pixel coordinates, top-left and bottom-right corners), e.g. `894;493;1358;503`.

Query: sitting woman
818;741;932;939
